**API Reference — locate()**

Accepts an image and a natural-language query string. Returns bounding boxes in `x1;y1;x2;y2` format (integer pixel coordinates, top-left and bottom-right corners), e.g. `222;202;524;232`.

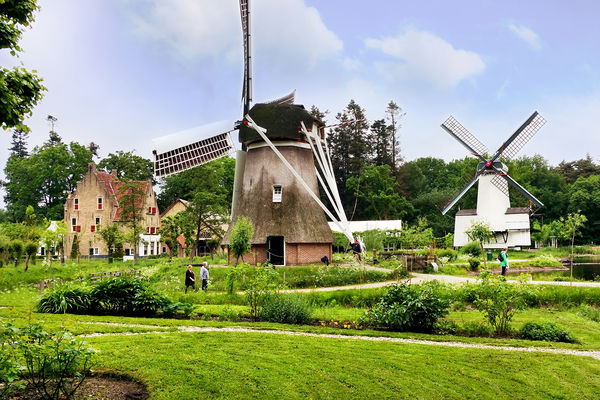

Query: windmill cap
239;103;323;145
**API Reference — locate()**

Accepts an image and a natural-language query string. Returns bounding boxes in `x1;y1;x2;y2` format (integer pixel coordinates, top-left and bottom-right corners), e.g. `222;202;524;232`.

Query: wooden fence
373;251;437;272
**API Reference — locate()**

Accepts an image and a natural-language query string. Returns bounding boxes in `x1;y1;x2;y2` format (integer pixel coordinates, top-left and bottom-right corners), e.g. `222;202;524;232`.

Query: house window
162;247;167;253
76;225;81;233
94;248;99;255
273;185;282;202
91;225;95;232
95;217;101;226
74;198;79;210
125;249;130;256
97;197;103;210
150;227;156;234
71;218;77;232
152;207;157;214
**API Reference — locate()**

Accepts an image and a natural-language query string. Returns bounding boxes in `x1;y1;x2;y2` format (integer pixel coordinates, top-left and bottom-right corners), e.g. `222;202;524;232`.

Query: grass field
3;254;600;399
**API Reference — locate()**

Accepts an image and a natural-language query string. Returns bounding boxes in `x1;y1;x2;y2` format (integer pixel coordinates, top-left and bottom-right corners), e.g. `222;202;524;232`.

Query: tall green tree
230;216;253;265
466;221;494;269
116;181;146;264
98;150;155;184
0;0;46;131
327;99;371;215
98;223;123;261
567;175;600;241
157;157;234;212
8;128;28;156
158;215;180;262
2;134;94;221
346;164;413;220
385;100;405;171
370;119;394;168
184;190;228;260
555;155;600;184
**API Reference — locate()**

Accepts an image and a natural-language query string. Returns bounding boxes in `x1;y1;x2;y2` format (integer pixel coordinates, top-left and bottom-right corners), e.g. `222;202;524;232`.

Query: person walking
350;239;362;263
500;248;509;277
185;265;196;293
200;262;210;292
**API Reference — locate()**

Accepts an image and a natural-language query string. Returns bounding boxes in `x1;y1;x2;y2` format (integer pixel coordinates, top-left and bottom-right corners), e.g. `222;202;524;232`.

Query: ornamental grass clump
360;282;450;332
260;294;313;324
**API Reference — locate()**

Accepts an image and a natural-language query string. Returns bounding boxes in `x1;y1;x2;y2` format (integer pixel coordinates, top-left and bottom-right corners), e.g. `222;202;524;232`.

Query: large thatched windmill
152;0;352;265
440;112;546;248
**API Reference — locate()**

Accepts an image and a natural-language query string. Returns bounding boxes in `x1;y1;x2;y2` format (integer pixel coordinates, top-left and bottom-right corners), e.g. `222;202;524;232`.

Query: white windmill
151;0;354;264
440;112;546;248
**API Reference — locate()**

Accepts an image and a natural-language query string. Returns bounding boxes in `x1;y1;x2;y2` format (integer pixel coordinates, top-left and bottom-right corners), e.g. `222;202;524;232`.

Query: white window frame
273;185;282;203
97;197;103;209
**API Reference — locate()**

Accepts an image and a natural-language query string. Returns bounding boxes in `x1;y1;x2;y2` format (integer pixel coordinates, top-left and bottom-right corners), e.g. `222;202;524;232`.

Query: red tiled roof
94;169;149;221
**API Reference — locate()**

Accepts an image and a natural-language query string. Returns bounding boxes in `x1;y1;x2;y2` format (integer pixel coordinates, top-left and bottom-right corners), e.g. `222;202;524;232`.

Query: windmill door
267;236;285;266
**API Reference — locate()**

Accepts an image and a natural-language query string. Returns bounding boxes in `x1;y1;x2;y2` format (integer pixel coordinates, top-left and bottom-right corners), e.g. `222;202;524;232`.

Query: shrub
37;277;179;317
218;305;241;322
519;322;577;343
473;272;534;335
240;264;282;320
578;304;600;322
2;323;95;400
360;283;450;332
437;248;458;261
260;294;313;324
460;241;481;257
37;286;91;314
460;321;493;337
1;324;21;397
468;258;480;271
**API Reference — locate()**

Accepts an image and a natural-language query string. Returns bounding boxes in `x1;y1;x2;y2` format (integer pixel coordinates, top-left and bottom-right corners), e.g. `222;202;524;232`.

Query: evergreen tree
327;99;371;216
309;105;329;124
9;128;29;157
370;119;393;168
385;101;405;171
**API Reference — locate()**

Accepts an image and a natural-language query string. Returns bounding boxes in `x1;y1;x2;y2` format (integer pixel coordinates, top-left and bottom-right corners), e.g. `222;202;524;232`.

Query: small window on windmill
273;185;282;203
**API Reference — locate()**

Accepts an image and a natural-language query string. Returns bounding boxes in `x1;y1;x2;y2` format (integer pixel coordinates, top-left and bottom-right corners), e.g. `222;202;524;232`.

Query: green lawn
89;330;600;400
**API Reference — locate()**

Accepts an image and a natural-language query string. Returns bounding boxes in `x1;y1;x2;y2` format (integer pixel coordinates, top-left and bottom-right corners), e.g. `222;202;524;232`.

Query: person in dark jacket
350;239;362;263
185;264;196;293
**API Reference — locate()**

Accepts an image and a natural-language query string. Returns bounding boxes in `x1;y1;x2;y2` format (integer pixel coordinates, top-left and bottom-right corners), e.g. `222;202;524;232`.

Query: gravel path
279;272;600;293
78;322;600;361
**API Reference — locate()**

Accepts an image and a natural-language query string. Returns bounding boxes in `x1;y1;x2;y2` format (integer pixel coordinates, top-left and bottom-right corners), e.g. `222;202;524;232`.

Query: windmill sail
240;0;252;114
152;121;235;177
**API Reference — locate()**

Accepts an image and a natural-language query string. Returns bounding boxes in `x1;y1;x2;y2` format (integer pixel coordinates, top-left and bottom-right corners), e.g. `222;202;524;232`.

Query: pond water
528;262;600;282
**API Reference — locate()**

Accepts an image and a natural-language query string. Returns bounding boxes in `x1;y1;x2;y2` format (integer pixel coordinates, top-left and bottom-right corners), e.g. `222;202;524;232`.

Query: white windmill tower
151;0;354;264
440;112;546;248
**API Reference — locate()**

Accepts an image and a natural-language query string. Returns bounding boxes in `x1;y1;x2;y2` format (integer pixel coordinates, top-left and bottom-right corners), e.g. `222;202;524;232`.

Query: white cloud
364;29;485;88
123;0;342;69
508;24;542;50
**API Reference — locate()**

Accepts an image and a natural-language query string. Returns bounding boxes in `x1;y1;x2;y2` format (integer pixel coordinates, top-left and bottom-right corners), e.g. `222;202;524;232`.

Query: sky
1;0;599;187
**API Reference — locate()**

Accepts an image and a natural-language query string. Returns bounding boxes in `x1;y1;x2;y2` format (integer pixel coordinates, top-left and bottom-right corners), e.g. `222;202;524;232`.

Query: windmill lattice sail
152;121;234;177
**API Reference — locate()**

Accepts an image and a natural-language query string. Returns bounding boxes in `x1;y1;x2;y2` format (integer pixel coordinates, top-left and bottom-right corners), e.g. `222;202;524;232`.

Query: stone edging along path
79;322;600;361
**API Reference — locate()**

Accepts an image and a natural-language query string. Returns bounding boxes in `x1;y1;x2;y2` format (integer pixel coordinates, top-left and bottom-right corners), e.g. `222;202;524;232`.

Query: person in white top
200;262;210;292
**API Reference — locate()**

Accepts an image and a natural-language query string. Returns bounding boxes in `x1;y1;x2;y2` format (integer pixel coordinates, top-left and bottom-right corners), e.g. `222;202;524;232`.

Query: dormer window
97;197;103;210
273;185;282;203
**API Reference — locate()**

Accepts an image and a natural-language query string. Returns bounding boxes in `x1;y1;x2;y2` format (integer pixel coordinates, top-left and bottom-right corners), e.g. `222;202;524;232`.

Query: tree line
2;101;599;246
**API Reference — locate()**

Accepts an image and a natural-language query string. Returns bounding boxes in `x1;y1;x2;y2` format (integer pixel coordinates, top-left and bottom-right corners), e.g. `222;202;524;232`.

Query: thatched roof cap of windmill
239;103;323;145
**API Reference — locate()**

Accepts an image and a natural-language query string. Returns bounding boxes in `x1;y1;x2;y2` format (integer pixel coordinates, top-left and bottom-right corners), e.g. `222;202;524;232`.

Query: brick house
160;198;227;257
63;163;161;258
